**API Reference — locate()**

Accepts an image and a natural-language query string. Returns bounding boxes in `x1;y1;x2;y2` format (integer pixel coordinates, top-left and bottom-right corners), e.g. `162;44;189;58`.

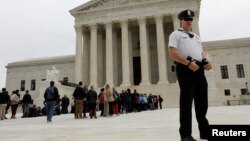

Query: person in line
104;84;112;117
10;90;19;119
0;88;10;120
73;81;85;119
87;86;98;119
44;81;59;123
22;90;32;118
168;9;211;141
83;85;88;118
112;88;120;116
61;95;70;114
98;88;105;116
159;95;163;110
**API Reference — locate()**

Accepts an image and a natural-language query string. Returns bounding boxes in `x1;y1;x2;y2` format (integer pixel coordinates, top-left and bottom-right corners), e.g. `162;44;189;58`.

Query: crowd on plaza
0;88;43;120
71;82;164;119
0;83;163;121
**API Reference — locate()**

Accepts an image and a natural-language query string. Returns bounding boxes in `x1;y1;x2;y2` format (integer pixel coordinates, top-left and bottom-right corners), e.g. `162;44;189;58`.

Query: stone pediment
70;0;159;14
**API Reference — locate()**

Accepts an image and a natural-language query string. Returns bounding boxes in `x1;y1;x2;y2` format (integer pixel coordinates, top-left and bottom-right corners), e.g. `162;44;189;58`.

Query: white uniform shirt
168;28;203;61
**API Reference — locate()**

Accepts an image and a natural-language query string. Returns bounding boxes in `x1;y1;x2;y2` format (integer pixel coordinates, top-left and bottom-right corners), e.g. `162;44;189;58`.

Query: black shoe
181;136;197;141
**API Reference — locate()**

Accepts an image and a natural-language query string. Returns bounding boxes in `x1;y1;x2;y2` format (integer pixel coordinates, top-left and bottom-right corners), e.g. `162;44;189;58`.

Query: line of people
0;88;38;120
1;82;164;122
72;82;164;119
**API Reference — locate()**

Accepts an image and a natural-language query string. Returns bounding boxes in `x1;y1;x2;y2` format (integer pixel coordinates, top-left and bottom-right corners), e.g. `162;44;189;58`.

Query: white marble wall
6;59;75;101
204;38;250;104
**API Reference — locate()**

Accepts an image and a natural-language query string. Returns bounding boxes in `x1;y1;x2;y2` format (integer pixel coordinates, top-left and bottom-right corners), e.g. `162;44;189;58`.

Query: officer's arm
168;47;190;65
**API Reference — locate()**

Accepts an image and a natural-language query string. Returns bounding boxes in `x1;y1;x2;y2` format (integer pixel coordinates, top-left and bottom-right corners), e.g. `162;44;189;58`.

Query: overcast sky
0;0;250;88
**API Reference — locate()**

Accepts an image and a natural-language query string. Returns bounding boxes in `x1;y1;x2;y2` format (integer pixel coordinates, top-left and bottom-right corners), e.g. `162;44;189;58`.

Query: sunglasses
183;18;193;21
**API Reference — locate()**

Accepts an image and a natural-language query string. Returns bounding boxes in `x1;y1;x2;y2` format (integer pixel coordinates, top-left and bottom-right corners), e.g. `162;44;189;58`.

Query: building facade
5;0;250;107
70;0;201;88
203;38;250;103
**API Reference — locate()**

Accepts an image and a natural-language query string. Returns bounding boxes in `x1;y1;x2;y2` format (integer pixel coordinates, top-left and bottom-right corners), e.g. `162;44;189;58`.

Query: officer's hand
204;63;212;71
188;61;199;72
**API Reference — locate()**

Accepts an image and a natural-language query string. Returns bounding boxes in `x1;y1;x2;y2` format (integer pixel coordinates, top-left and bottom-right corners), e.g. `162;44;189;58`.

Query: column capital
89;23;97;31
74;25;82;32
171;13;181;30
120;19;128;27
154;15;164;23
171;12;179;17
138;17;147;25
105;21;113;28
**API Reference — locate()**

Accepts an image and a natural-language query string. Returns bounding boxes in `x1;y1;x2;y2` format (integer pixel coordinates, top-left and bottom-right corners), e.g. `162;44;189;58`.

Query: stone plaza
0;105;250;141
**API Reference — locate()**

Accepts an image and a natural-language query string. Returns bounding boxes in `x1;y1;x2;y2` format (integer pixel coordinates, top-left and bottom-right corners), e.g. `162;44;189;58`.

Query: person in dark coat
61;95;70;114
82;85;88;118
73;82;85;118
22;90;32;117
87;86;98;119
159;95;163;109
0;88;10;120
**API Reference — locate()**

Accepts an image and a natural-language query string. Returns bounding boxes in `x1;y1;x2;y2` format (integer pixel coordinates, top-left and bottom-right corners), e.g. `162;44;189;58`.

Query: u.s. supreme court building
5;0;250;107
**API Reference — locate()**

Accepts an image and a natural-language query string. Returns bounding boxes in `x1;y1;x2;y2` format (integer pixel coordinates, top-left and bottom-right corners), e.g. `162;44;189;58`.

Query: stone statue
46;66;60;81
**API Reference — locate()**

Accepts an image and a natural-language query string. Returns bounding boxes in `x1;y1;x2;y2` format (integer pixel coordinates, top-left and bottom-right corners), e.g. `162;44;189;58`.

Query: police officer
168;9;212;141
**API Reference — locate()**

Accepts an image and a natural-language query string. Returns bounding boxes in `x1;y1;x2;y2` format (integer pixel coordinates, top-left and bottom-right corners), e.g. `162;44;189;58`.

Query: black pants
88;103;97;118
99;104;104;116
177;65;209;138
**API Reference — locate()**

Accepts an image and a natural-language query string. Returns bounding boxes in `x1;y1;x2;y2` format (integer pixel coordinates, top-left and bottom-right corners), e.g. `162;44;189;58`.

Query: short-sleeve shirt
168;28;203;61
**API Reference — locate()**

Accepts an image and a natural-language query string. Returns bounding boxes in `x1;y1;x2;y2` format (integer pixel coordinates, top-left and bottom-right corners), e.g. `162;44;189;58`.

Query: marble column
82;29;90;85
90;24;98;88
155;15;169;84
74;25;83;83
191;11;200;35
171;13;181;84
139;17;151;85
105;22;114;86
172;13;180;30
120;20;131;86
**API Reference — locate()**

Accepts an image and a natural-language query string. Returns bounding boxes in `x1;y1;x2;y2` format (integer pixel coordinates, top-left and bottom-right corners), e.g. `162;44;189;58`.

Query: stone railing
227;99;250;106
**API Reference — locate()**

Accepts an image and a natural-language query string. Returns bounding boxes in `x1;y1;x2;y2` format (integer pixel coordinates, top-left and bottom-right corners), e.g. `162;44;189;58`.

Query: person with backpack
44;81;59;123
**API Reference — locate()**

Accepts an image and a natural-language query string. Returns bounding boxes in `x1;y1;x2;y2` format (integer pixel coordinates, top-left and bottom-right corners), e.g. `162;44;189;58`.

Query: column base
140;81;151;86
89;83;98;89
105;82;114;87
120;82;131;87
157;80;169;85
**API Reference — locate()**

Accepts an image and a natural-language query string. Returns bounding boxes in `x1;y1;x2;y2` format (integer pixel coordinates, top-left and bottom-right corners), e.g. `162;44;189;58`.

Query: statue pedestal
34;66;75;107
35;80;75;107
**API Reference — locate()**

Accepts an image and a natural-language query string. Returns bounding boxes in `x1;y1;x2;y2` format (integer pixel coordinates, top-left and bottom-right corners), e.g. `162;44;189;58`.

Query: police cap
178;9;195;20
